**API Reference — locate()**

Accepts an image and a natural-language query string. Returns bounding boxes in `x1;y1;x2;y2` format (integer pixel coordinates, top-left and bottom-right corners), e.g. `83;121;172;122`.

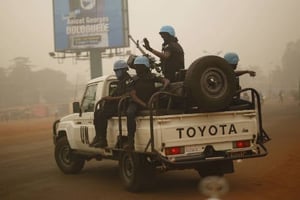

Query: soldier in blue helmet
125;56;169;150
90;60;133;148
143;25;185;82
224;52;256;92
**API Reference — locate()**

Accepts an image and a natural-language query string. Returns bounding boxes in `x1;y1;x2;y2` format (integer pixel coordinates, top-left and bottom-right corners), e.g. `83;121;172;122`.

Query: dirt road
0;100;299;200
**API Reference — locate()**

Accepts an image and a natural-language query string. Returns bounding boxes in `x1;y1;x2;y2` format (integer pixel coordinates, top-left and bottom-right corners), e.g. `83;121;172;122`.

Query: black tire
196;170;224;178
54;136;85;174
119;152;155;192
195;160;233;177
184;55;236;111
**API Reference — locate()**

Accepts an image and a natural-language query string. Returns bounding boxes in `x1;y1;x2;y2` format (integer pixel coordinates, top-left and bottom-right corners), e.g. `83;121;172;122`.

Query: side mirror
72;102;81;113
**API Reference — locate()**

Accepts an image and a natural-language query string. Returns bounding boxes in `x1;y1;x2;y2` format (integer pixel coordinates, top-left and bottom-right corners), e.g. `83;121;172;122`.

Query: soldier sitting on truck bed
224;52;256;105
90;60;133;148
125;56;169;150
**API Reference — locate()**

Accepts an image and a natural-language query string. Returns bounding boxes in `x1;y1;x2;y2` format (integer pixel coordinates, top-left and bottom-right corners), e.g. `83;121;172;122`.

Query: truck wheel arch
55;136;85;174
119;152;155;192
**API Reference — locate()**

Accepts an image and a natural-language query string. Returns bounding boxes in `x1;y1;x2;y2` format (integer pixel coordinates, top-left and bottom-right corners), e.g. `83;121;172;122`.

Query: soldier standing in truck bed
143;25;184;82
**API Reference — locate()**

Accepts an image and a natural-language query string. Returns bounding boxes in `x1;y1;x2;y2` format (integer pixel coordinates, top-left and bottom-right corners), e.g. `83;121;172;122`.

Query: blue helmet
113;60;128;71
224;52;239;65
133;56;150;68
159;25;175;37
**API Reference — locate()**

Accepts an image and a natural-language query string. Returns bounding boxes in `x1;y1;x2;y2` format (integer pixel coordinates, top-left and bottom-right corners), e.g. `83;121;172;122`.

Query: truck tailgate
155;110;257;155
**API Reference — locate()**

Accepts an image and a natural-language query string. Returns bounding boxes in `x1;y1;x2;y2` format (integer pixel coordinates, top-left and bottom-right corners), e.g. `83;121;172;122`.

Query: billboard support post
90;49;103;79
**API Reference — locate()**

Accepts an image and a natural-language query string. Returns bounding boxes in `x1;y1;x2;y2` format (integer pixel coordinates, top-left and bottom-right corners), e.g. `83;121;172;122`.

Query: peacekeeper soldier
224;52;256;103
90;60;133;148
143;25;185;82
125;56;170;150
224;52;256;92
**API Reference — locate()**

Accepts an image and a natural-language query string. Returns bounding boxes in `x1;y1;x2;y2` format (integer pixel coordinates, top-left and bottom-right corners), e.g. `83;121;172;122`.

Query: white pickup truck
53;55;270;192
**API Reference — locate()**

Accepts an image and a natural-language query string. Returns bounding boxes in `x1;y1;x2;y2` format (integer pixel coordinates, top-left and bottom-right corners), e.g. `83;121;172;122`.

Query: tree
0;68;8;107
34;69;73;104
282;40;300;87
2;57;74;107
6;57;37;106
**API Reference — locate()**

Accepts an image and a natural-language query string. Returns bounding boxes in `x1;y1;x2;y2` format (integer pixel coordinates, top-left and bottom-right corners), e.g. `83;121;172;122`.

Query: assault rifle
128;35;161;73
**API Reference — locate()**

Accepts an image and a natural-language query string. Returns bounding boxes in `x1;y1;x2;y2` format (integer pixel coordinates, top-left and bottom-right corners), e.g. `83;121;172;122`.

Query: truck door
73;83;98;149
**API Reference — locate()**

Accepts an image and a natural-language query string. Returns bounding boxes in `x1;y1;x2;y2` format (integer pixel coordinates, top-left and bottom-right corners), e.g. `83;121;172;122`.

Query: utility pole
90;49;104;79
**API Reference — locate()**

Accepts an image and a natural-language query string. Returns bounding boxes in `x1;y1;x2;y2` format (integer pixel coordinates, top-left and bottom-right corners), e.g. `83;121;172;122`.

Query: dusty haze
0;0;300;83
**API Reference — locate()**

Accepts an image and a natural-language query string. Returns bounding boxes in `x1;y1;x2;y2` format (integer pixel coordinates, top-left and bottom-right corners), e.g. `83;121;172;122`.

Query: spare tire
184;55;236;112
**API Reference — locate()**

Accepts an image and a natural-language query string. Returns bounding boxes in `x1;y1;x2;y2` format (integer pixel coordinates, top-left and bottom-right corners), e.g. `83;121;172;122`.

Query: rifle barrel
128;35;146;55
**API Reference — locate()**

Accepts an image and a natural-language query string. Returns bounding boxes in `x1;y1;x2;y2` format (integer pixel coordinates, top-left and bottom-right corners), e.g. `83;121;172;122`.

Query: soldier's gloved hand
249;71;256;77
143;38;153;52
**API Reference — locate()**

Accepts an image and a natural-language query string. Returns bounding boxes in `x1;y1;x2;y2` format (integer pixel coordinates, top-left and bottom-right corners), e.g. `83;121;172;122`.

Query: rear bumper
157;144;268;169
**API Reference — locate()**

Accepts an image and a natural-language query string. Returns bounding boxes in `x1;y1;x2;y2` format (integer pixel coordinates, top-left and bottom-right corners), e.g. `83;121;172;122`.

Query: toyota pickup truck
52;55;270;192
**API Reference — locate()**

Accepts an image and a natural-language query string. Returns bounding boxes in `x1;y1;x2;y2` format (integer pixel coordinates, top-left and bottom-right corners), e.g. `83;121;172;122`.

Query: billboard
52;0;129;52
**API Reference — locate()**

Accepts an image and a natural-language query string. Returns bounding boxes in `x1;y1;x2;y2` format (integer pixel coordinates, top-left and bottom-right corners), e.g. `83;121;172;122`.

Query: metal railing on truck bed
113;88;270;164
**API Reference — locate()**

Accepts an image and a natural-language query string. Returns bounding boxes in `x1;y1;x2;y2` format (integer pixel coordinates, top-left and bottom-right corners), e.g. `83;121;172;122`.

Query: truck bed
105;109;260;160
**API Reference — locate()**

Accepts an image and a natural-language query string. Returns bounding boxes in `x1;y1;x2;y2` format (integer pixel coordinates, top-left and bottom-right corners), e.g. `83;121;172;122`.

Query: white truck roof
86;74;116;85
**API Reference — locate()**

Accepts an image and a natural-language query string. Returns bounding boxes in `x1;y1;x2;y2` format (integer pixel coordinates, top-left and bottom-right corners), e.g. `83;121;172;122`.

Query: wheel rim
123;154;134;182
60;145;72;165
200;67;227;99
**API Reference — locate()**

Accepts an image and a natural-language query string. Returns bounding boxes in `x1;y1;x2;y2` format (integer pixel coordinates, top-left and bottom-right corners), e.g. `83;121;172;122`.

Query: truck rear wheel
55;136;85;174
119;152;155;192
184;55;236;111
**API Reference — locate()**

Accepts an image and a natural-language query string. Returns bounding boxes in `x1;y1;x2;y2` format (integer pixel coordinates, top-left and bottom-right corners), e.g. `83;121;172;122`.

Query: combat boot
94;132;108;148
124;137;134;151
94;139;108;148
89;136;100;147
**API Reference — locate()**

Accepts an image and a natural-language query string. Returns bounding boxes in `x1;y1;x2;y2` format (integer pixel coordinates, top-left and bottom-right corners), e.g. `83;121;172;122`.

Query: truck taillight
165;146;184;155
233;140;251;148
